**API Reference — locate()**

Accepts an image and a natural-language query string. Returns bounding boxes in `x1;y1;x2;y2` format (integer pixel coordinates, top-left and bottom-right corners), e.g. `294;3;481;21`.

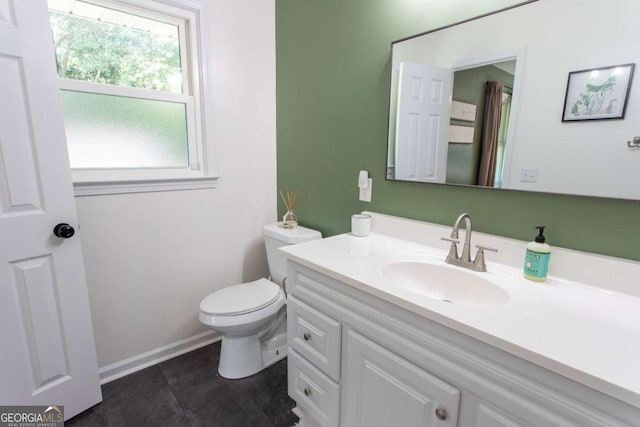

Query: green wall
276;0;640;262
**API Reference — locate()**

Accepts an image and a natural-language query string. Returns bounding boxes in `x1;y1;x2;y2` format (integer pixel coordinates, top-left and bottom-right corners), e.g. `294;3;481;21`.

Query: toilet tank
263;222;322;285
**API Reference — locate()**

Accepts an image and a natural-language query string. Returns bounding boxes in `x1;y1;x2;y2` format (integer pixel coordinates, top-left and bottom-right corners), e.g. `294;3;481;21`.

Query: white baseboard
98;330;221;384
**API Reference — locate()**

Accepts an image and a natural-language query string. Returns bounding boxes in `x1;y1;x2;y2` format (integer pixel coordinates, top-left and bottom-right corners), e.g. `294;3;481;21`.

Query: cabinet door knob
435;407;448;421
304;387;312;397
303;332;311;341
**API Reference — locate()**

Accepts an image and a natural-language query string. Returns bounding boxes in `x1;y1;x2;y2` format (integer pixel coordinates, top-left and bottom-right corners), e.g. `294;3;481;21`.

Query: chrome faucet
441;213;497;272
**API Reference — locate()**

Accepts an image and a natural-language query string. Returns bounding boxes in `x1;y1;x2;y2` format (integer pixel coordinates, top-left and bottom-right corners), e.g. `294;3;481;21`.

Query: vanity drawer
288;349;340;427
287;295;341;381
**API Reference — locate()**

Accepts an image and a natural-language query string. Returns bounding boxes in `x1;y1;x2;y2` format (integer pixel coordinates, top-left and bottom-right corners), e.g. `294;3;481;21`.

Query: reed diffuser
279;190;299;229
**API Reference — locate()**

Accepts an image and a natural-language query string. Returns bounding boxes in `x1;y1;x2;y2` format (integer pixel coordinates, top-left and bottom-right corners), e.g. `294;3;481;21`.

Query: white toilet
199;222;321;379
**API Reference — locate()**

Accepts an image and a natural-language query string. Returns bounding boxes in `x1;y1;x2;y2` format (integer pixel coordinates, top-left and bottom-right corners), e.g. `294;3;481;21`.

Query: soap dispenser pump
524;226;551;282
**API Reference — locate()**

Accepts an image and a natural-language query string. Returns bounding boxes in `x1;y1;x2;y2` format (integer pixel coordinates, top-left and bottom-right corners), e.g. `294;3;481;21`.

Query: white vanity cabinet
287;295;341;426
341;328;460;426
286;261;640;427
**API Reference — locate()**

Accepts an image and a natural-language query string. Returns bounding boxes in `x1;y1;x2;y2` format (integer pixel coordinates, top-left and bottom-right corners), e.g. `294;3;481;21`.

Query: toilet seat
200;278;281;316
198;279;286;335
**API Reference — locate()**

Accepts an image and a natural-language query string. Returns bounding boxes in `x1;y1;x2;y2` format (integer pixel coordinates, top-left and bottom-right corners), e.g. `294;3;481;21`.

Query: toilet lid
200;278;281;316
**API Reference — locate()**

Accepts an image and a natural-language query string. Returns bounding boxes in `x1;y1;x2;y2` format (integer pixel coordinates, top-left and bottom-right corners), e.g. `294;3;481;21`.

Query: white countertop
280;216;640;409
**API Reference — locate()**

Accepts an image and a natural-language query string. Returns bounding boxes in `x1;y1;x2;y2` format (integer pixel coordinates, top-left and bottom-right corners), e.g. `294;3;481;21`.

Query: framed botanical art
562;63;635;122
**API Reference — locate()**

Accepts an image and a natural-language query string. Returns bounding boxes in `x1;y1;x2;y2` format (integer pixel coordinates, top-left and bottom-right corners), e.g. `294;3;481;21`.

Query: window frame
50;0;217;196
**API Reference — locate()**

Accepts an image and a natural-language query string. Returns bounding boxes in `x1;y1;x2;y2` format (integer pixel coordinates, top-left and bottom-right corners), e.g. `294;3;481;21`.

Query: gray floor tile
100;366;189;427
65;403;108;426
67;343;298;427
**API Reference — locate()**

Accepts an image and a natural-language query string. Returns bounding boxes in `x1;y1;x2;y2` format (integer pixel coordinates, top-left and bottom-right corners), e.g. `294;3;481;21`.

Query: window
47;0;216;195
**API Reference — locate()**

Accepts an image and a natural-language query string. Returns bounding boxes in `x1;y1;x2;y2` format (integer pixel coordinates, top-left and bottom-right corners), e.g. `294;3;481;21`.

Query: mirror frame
385;1;536;190
384;0;640;200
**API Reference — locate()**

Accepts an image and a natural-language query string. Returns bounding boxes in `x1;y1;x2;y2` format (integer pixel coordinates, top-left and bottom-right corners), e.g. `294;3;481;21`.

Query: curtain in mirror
477;81;503;186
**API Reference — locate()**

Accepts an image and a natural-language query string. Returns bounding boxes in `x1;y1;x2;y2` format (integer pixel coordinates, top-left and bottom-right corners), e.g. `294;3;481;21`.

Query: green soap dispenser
524;226;551;282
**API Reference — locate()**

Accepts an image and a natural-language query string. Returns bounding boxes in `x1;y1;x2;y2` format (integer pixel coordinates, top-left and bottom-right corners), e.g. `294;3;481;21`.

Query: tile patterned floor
66;342;298;426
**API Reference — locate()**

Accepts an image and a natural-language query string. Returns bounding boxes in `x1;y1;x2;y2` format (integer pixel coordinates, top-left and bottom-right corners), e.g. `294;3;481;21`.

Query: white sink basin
381;261;509;307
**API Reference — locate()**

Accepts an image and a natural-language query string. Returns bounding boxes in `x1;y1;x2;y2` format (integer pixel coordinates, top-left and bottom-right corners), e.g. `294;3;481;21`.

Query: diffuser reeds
279;190;299;228
279;190;299;212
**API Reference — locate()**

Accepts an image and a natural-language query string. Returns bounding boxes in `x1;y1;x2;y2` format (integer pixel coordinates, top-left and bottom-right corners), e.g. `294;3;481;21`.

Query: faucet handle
441;237;459;261
475;244;498;253
473;245;498;272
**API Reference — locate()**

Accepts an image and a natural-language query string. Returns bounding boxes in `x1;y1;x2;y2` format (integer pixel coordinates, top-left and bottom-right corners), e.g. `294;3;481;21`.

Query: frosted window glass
61;90;188;169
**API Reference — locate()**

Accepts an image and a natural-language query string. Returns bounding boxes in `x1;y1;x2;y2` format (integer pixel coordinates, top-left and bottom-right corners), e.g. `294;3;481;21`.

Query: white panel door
0;0;101;419
341;329;460;427
395;62;452;183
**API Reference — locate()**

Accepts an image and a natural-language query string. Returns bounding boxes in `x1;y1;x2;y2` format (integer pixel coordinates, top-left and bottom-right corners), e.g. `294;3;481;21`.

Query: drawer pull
435;407;448;421
303;332;311;341
304;387;312;397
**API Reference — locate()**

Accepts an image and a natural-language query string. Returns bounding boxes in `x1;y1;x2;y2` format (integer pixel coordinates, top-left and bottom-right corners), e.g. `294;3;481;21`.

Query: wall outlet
520;168;538;183
359;178;372;202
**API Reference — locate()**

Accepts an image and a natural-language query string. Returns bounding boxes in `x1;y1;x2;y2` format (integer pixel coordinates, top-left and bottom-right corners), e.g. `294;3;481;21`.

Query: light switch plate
520;168;538;183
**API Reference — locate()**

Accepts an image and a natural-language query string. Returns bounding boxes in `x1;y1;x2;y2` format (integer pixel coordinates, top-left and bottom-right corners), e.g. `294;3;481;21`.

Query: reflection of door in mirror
394;62;452;182
447;60;515;187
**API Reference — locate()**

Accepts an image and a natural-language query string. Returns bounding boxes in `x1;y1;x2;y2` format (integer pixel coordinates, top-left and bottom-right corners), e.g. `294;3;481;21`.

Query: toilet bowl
199;279;287;379
199;223;322;379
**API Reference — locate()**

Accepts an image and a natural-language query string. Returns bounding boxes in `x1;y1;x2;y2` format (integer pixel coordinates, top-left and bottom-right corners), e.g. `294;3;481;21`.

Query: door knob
53;223;75;239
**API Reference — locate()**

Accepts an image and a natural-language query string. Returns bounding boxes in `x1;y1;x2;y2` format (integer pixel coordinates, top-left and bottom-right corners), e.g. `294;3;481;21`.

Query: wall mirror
386;0;640;200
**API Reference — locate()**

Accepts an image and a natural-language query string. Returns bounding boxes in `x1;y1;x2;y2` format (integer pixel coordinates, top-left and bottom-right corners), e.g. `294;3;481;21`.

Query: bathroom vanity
282;213;640;426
